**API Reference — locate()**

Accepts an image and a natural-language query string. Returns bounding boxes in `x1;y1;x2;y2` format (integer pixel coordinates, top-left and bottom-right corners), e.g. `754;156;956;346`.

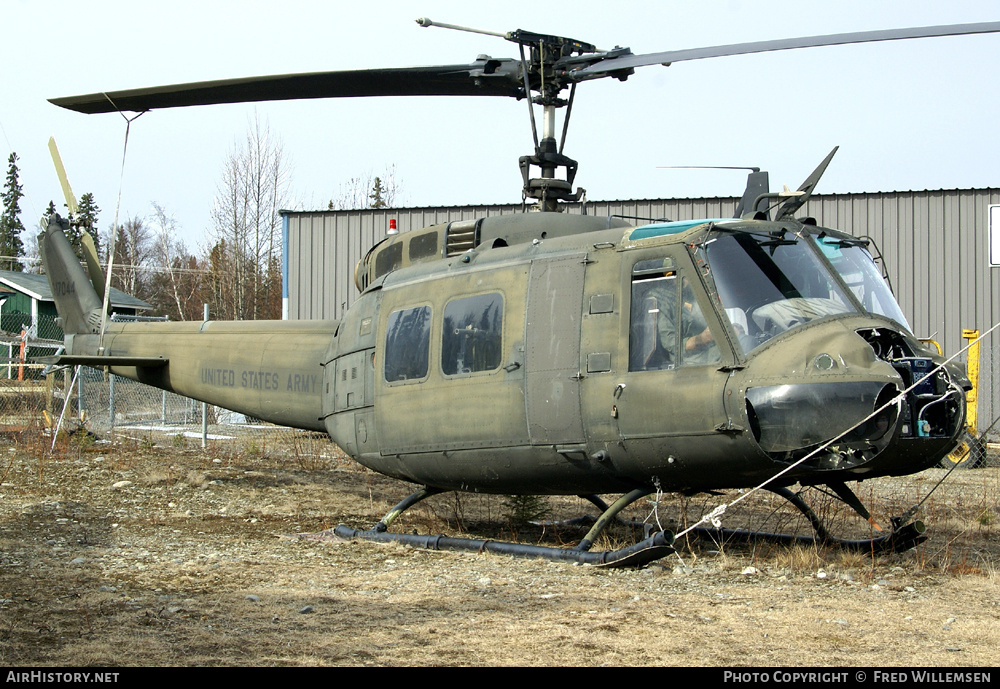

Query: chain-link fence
69;366;332;458
0;315;62;383
0;315;331;459
22;364;329;458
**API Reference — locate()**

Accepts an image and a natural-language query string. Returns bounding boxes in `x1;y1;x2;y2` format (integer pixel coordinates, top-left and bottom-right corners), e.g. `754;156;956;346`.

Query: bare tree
148;203;207;321
328;165;402;210
210;114;290;320
107;215;152;299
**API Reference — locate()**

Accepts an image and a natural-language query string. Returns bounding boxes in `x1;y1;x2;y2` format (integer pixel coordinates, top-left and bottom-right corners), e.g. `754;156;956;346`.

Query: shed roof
0;271;152;311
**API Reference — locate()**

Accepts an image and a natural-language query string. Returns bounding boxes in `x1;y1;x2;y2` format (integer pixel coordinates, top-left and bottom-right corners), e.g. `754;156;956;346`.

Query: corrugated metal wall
283;188;1000;431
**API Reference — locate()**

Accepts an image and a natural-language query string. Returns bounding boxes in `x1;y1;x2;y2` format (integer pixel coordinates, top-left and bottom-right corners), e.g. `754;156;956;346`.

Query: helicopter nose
745;382;899;454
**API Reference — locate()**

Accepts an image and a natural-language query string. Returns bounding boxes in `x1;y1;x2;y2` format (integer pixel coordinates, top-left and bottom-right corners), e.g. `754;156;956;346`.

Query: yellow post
943;329;982;467
962;329;979;437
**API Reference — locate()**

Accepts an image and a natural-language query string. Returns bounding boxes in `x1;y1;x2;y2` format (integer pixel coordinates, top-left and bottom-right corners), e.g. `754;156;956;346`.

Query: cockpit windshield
809;234;911;331
696;227;863;354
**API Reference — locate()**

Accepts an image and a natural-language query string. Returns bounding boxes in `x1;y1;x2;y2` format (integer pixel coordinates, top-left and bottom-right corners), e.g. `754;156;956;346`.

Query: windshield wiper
757;231;798;255
817;232;869;249
758;237;798;248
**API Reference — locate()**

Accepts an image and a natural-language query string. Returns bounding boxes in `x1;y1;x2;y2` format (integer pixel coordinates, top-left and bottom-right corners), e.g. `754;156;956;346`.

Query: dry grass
1;426;999;666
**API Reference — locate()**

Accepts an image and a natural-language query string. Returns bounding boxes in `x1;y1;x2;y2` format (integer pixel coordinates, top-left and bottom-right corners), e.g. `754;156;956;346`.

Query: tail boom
39;216;337;432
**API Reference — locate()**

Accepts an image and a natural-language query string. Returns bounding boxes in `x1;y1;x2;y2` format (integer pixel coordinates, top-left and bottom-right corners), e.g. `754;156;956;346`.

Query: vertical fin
38;215;104;335
49;137;106;301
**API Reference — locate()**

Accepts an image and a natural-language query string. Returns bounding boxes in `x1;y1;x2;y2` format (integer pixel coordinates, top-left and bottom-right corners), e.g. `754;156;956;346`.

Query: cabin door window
629;257;720;371
441;293;504;376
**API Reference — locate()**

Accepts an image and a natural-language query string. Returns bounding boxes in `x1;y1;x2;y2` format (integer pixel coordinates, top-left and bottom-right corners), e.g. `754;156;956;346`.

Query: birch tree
210;114;290;320
148;203;207;321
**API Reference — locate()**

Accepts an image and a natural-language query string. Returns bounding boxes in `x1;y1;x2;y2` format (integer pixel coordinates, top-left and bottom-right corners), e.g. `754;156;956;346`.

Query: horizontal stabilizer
36;354;168;368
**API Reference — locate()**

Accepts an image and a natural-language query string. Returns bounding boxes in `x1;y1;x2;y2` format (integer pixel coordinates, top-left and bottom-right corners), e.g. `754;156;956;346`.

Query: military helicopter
38;19;998;566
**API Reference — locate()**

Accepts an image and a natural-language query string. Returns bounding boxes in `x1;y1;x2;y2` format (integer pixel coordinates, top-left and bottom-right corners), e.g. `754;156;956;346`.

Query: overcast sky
3;0;1000;250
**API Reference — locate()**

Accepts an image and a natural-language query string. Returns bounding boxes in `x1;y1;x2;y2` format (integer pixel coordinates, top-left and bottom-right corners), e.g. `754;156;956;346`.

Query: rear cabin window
384;305;431;383
374;241;403;280
409;232;439;261
441;293;503;376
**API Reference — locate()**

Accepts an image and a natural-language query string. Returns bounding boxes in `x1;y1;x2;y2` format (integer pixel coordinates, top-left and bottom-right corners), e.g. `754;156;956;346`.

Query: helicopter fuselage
38;18;999;561
44;213;965;498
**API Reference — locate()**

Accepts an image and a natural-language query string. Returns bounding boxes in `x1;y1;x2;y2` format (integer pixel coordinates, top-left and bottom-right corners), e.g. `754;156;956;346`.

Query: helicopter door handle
570;372;585;381
611;383;626;419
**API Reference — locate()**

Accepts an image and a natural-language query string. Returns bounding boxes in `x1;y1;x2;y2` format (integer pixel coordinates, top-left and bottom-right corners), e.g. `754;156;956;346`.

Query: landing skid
332;486;676;568
325;482;925;567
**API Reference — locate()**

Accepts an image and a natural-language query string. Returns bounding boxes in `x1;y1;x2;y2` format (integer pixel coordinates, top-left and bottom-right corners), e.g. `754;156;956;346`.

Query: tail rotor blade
47;137;78;216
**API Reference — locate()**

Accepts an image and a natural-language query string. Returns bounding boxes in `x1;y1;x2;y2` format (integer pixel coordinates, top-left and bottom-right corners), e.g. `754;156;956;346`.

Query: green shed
0;270;152;341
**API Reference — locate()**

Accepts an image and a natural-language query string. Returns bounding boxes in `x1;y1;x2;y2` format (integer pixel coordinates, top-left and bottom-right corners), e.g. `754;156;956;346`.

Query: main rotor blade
49;20;1000;114
50;61;523;114
571;21;1000;78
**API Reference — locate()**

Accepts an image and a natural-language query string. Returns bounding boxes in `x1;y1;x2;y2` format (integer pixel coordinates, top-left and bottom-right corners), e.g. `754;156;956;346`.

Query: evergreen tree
369;176;387;209
41;200;57;228
75;192;101;258
51;193;100;261
0;153;25;272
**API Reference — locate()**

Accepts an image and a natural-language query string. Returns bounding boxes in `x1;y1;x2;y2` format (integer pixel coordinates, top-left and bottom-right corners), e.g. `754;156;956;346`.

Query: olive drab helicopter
38;19;999;566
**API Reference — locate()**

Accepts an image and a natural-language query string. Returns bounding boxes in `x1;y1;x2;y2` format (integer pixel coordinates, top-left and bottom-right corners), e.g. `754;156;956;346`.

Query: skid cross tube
333;486;675;567
681;486;926;554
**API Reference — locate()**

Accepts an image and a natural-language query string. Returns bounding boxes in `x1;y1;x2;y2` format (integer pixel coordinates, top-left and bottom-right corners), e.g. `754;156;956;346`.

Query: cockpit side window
811;235;911;331
629;257;720;371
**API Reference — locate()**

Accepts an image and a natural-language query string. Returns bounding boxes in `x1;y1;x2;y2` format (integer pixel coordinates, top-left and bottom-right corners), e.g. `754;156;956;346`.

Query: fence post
202;303;209;449
18;329;25;381
45;373;53;415
109;373;116;429
76;366;84;420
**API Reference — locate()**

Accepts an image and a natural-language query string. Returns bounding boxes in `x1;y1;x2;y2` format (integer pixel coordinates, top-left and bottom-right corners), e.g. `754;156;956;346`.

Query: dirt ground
1;426;998;667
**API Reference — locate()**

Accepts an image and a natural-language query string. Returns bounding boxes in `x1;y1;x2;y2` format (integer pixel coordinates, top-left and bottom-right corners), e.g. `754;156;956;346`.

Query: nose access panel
746;381;898;458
